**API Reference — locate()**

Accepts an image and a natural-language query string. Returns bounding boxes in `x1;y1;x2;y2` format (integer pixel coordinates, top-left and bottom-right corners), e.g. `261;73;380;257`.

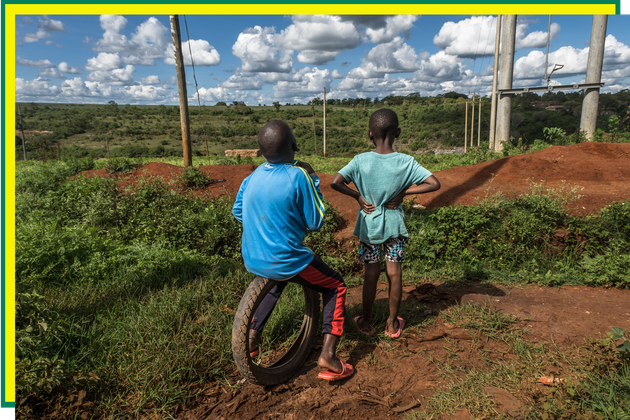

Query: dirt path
176;283;630;420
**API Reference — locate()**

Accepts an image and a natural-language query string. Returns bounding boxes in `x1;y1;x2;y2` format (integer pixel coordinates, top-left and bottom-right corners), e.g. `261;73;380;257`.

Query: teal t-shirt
338;152;432;244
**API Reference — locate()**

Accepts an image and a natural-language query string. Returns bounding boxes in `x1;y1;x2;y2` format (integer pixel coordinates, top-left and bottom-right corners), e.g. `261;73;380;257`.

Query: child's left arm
384;175;441;209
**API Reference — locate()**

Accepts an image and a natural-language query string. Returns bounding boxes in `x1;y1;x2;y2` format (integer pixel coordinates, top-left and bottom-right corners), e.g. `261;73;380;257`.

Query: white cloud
412;50;466;83
16;57;55;68
513;34;630;85
87;65;135;85
86;52;123;71
348;37;421;79
21;17;34;24
232;26;293;72
296;50;341;65
276;15;361;64
58;62;80;74
141;75;161;84
23;15;66;43
95;15;168;66
38;67;66;79
273;67;331;98
16;77;60;98
433;16;560;58
365;15;419;44
331;69;345;79
516;22;560;49
164;39;221;66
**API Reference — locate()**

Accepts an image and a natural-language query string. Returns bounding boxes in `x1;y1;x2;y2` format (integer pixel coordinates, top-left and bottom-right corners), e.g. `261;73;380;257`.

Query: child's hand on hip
384;191;406;209
358;196;375;214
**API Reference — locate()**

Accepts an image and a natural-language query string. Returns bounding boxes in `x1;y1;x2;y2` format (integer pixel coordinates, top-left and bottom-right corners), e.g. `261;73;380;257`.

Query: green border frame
0;0;630;410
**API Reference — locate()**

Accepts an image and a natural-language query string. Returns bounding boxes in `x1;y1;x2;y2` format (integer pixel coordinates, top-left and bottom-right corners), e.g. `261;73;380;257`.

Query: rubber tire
232;276;320;386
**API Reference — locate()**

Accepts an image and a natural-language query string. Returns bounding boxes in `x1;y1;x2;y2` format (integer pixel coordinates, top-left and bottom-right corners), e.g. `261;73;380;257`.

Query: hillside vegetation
15;90;630;161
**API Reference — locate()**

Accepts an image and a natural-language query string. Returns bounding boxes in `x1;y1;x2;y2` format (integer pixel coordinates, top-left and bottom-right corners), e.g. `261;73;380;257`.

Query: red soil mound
77;143;630;243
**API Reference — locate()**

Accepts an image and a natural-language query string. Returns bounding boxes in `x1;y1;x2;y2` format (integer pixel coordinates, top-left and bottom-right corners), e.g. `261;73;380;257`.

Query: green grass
405;304;630;420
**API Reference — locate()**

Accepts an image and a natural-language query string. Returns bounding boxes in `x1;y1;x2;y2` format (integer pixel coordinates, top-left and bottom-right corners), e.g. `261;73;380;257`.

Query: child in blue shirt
330;109;441;338
233;119;353;381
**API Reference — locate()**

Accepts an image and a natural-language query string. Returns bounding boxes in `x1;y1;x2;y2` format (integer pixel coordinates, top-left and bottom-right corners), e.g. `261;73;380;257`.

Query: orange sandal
318;359;354;381
354;316;376;336
385;317;405;338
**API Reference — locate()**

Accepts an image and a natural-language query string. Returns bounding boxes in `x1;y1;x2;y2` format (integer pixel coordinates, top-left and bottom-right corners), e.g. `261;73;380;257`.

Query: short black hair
369;108;399;140
258;119;295;162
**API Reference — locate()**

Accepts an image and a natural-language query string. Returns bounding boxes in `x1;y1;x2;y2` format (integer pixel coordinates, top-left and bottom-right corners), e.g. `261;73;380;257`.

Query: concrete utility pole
495;15;517;151
17;103;27;160
170;15;193;167
580;15;608;141
478;97;482;147
489;15;502;150
323;88;327;157
470;95;475;149
465;101;468;153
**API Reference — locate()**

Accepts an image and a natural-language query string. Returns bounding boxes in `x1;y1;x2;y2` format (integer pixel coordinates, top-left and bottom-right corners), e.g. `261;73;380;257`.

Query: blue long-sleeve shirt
233;162;326;280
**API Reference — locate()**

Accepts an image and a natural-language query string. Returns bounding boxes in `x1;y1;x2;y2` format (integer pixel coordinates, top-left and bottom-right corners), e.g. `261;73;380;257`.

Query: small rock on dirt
483;387;525;418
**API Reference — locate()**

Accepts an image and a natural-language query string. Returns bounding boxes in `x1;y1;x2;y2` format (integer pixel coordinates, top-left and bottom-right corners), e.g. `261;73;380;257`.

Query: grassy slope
14;154;629;418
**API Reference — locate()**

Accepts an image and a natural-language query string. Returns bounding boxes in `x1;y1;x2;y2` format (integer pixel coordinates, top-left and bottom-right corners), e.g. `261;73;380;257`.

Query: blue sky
14;14;630;105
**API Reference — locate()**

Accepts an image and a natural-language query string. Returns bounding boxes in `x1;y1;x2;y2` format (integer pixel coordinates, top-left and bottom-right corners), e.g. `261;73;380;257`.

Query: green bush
179;166;212;189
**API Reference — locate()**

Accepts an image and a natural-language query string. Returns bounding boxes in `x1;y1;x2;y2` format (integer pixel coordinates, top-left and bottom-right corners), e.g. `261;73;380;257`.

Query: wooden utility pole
323;88;327;157
464;101;468;153
312;106;317;155
489;15;502;150
16;103;27;161
478;97;482;147
170;15;193;167
470;94;475;149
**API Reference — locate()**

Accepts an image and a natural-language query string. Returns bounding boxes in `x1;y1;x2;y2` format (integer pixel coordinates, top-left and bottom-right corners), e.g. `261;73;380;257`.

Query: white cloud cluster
23;15;66;43
164;39;221;67
513;34;630;84
17;75;177;104
17;57;55;68
348;37;422;79
58;62;80;74
433;16;560;58
364;15;419;44
276;15;361;65
94;15;168;66
232;26;293;72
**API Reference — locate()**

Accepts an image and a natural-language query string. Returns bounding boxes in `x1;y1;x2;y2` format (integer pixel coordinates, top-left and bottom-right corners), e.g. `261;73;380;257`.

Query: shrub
179;166;212;189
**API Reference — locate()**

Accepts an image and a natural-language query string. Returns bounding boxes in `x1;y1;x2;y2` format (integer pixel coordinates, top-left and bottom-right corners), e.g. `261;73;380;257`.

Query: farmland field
14;96;630;419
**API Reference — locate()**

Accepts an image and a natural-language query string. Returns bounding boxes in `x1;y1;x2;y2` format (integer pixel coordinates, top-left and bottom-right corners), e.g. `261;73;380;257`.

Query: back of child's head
258;119;296;162
369;108;399;140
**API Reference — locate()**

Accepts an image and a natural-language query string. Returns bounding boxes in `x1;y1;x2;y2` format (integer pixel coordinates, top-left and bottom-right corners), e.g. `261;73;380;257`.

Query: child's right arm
330;173;375;214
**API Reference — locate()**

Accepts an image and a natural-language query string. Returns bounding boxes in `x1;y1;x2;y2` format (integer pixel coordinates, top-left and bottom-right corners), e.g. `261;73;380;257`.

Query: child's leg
357;242;382;333
384;237;406;333
359;263;380;331
289;255;347;373
249;282;288;350
384;261;402;333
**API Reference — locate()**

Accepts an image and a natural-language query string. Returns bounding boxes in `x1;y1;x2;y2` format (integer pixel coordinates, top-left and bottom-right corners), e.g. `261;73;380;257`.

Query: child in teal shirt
330;109;441;337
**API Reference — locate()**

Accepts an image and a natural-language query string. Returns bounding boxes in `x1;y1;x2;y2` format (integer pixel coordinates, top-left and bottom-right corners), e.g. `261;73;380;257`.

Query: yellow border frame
2;3;618;408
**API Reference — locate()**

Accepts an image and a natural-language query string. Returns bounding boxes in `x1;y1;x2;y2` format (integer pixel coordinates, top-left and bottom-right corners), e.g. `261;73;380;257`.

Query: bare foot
249;329;261;351
318;355;342;373
386;317;399;334
357;316;374;334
